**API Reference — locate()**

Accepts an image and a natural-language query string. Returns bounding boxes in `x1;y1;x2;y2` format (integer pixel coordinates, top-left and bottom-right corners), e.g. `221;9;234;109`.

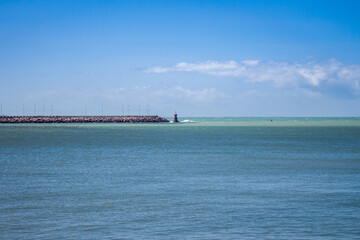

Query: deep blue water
1;118;360;239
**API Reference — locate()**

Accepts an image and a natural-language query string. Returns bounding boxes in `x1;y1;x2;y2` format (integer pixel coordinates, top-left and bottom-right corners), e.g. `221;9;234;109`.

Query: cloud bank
145;59;360;94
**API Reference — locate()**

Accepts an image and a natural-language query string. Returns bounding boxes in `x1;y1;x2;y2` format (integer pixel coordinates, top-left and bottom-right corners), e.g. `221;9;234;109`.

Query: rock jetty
0;116;169;123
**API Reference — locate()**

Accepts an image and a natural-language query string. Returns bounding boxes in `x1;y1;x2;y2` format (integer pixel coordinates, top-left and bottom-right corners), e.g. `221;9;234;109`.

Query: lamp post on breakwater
0;104;161;118
0;104;170;122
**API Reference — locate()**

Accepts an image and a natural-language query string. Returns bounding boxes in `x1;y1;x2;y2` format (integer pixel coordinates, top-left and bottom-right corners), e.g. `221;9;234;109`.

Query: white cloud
161;86;227;102
145;61;240;75
242;60;260;66
145;59;360;91
244;90;261;96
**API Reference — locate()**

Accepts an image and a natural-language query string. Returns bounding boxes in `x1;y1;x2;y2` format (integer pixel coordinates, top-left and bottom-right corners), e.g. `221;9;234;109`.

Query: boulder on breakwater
0;115;169;123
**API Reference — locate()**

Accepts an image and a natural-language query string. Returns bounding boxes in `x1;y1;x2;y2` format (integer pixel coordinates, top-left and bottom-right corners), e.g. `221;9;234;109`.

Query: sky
1;0;360;117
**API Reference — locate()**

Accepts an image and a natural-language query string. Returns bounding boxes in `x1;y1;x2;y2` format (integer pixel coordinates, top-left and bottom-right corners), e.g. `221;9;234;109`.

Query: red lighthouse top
174;113;179;122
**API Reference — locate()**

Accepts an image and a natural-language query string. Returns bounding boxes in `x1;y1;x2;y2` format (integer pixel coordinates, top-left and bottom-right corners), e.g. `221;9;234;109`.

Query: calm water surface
1;118;360;239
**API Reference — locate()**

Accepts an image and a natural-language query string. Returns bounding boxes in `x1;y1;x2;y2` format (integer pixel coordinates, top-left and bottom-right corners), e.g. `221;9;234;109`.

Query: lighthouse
174;112;179;122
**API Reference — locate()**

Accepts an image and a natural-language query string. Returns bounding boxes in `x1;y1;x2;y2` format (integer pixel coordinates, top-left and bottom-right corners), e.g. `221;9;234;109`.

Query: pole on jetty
0;104;2;116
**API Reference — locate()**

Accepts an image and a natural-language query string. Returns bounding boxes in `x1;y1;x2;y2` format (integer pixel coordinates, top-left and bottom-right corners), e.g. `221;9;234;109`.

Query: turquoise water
1;118;360;239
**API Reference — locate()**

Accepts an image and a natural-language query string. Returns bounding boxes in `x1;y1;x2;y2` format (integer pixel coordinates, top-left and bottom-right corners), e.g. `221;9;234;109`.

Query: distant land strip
0;116;169;123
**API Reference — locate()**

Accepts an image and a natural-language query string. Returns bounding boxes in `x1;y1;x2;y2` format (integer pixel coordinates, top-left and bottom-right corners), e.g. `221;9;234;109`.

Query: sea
1;117;360;239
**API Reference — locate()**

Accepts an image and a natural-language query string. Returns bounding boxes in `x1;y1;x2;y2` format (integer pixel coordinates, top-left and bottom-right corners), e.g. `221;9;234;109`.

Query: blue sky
1;0;360;116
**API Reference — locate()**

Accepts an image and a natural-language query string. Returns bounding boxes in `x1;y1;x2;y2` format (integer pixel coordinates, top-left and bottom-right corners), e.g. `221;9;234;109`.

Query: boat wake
181;119;195;123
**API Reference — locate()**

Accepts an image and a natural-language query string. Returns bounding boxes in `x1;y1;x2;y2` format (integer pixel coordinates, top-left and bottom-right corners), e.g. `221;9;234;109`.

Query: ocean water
1;118;360;239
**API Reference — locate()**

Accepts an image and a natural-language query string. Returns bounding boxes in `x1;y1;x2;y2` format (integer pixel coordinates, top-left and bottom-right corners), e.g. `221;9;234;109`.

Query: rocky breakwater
0;115;169;123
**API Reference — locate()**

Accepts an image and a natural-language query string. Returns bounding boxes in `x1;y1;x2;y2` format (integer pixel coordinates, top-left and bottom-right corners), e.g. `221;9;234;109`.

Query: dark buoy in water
174;112;179;122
